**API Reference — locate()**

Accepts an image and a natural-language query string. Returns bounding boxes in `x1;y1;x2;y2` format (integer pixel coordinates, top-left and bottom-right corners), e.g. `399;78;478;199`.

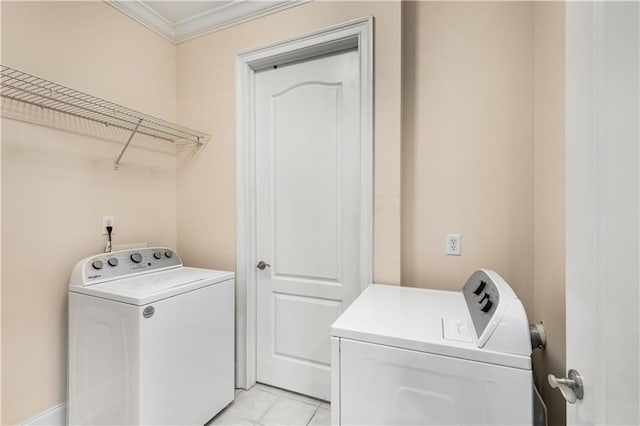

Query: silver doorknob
257;260;271;270
548;369;584;404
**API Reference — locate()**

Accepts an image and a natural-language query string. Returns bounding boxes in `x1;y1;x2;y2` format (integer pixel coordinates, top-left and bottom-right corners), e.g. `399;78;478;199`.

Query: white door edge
235;16;374;389
566;2;640;424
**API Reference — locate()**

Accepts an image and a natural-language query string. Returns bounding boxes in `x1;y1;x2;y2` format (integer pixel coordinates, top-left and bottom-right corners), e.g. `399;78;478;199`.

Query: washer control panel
71;247;182;286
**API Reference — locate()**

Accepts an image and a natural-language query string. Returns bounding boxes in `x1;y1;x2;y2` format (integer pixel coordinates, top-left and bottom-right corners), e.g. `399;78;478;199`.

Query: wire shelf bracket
114;118;143;170
0;65;210;170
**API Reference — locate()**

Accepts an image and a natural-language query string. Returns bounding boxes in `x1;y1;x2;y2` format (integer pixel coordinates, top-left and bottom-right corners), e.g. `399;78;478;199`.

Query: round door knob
107;258;118;267
257;260;271;270
130;252;143;263
548;369;584;404
92;260;103;270
153;251;162;260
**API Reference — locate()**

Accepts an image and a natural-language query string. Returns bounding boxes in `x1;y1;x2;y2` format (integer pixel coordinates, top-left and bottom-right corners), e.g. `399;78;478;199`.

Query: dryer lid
331;273;532;370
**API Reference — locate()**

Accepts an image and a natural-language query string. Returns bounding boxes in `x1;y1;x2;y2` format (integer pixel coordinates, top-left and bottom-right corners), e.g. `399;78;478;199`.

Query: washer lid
331;283;531;370
69;267;234;306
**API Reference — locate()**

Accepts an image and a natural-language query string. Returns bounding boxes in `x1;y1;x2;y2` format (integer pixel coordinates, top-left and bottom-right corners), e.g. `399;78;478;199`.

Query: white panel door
565;2;639;424
255;50;361;400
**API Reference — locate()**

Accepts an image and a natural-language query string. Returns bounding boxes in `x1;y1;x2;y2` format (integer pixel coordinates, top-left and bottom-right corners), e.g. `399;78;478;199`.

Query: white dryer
331;269;533;425
68;247;234;425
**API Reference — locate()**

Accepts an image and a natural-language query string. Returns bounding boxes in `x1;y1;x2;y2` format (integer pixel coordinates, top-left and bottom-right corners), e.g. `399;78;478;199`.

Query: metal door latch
257;260;271;270
548;369;584;404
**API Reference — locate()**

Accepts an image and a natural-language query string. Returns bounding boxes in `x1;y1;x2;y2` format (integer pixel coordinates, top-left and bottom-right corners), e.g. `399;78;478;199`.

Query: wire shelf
1;65;210;168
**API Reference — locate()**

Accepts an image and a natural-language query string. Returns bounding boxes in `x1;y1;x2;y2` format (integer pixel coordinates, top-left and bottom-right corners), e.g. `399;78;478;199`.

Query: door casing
235;17;374;389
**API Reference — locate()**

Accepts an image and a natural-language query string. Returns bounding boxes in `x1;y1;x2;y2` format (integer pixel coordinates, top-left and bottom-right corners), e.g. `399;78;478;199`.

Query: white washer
68;247;234;425
331;269;533;425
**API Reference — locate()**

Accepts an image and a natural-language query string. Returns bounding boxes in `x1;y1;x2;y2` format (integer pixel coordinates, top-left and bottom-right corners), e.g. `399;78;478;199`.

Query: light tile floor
208;383;330;426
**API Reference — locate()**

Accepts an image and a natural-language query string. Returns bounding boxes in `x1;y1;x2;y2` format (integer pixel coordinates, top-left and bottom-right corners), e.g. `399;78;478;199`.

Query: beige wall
0;2;3;421
532;2;566;425
1;2;177;424
401;1;535;314
175;1;403;283
1;1;567;424
402;2;565;424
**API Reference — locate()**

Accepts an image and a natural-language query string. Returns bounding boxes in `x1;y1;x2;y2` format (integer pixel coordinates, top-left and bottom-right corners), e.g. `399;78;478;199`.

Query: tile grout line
230;388;279;425
258;392;321;426
255;394;284;425
306;405;321;426
212;384;329;425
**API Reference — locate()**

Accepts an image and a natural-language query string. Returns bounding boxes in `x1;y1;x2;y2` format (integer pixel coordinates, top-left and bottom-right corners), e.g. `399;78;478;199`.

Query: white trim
173;1;310;44
106;0;176;42
22;403;66;426
566;2;640;424
105;0;310;45
235;16;374;389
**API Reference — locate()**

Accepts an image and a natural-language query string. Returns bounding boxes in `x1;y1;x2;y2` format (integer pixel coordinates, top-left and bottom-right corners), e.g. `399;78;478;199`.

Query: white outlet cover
102;216;115;235
446;234;461;256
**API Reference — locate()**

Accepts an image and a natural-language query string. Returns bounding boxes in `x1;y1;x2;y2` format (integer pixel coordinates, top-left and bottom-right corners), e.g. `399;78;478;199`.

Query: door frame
235;16;374;389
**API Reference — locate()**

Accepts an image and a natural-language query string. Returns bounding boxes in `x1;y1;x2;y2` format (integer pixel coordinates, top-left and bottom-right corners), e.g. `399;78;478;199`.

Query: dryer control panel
69;247;182;287
463;271;501;339
462;269;530;355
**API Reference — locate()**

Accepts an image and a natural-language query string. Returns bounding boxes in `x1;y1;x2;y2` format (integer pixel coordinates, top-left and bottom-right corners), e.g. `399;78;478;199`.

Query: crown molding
106;1;311;45
106;1;175;42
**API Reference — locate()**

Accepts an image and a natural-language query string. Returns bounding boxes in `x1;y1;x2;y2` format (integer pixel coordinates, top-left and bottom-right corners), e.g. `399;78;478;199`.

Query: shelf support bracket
114;118;143;170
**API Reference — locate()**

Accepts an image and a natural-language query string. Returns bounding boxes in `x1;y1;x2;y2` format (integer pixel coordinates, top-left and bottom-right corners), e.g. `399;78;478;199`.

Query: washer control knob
473;280;487;295
481;299;494;313
164;250;173;258
153;251;162;260
478;293;490;304
107;258;118;267
92;260;103;270
131;252;143;263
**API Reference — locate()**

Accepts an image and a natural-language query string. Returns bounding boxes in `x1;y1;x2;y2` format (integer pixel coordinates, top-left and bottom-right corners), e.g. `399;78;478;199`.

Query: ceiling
106;0;307;44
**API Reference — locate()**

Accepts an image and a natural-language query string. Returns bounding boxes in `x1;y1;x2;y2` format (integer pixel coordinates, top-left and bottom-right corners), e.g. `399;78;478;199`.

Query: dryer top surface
331;282;531;370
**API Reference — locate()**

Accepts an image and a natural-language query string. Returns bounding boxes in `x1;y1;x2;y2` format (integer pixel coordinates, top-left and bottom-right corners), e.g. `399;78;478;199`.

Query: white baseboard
23;403;66;426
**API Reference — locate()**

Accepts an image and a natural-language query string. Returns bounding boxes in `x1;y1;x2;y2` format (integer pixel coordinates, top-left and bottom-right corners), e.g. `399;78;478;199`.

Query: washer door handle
257;260;271;270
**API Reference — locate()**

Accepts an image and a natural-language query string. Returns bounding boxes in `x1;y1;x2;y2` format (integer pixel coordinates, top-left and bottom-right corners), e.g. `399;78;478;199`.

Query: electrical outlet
446;234;461;256
102;216;115;235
